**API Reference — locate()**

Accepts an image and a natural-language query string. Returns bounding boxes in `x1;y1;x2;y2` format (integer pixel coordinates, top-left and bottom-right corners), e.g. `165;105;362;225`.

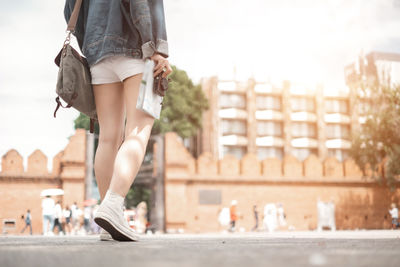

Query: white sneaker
99;229;113;241
94;190;139;241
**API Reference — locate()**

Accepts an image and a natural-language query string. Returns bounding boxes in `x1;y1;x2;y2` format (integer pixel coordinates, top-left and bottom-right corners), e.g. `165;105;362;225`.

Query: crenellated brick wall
164;132;400;233
0;129;87;235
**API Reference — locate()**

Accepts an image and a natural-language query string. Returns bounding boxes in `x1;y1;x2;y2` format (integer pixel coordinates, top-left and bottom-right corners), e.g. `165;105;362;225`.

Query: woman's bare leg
93;82;126;200
108;73;155;197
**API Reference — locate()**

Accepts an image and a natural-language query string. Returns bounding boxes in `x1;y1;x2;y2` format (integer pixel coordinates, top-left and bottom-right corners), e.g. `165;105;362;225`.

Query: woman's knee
98;128;124;149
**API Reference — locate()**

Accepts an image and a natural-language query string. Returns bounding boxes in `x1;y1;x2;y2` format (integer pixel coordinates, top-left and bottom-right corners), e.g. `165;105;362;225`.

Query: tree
151;65;209;138
349;85;400;187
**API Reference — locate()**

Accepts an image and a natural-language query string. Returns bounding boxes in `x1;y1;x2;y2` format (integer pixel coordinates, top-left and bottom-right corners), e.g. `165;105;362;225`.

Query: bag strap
89;118;95;134
53;92;77;118
54;96;96;134
67;0;83;32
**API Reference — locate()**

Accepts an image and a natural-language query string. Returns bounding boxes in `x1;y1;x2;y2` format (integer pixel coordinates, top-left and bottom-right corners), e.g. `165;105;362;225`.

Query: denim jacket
64;0;168;67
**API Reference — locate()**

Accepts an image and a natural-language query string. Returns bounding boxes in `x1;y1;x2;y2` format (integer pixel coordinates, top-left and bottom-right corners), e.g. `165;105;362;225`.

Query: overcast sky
1;0;400;171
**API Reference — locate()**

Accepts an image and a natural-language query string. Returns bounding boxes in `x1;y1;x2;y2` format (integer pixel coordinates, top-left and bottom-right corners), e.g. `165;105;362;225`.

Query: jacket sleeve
63;0;85;52
129;0;169;59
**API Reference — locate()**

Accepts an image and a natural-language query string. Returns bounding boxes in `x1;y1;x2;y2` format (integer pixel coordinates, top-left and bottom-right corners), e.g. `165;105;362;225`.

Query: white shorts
90;55;145;84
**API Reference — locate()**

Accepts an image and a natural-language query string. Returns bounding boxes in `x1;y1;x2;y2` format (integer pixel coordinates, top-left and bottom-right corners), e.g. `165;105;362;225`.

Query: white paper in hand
136;59;163;119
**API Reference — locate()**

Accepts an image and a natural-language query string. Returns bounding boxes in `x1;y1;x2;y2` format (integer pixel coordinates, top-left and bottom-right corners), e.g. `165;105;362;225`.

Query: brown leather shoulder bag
53;0;97;133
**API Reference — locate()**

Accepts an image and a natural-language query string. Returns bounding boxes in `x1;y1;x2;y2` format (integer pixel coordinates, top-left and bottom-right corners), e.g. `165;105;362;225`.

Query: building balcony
326;139;351;149
220;135;248;146
324;114;351;124
256;136;284;147
291;137;318;148
219;108;247;120
255;110;284;120
254;83;281;94
290;112;317;122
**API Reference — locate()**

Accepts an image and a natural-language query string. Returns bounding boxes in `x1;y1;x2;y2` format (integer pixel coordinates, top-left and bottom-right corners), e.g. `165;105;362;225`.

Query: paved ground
1;231;400;267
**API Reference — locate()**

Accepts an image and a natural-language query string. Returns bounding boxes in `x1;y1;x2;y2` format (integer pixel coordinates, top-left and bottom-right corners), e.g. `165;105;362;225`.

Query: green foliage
125;186;152;210
74;112;99;134
350;86;400;187
151;65;209;138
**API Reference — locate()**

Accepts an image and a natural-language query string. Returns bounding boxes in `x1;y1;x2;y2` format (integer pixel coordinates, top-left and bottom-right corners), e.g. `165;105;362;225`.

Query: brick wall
0;129;86;235
164;132;400;233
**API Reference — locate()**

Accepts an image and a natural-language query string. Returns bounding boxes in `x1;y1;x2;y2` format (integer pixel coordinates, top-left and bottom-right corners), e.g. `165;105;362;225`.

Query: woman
389;203;399;229
64;0;172;241
20;209;32;235
134;201;148;234
41;195;55;235
52;200;64;235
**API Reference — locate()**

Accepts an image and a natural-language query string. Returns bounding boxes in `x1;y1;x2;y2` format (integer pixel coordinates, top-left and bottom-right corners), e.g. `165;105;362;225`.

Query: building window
221;119;247;135
328;149;349;162
291;122;316;138
219;93;246;109
257;147;283;160
256;95;281;110
325;99;349;114
326;124;350;139
222;146;247;159
257;121;282;136
292;148;317;161
291;97;315;112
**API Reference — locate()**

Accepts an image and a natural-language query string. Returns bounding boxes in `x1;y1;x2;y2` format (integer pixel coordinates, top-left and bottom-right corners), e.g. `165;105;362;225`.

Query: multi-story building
200;78;353;162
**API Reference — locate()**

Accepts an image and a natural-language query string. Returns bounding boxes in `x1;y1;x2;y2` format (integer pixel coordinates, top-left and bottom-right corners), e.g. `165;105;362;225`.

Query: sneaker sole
99;234;113;241
94;212;139;242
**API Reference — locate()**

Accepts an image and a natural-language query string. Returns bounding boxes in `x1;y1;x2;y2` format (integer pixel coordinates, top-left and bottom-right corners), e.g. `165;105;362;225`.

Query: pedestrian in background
83;204;92;234
229;200;238;232
20;209;32;235
135;201;148;234
277;203;287;228
389;203;399;229
70;202;77;230
263;203;278;232
218;207;231;232
63;205;72;235
251;205;259;231
41;195;55;235
52;200;64;235
70;201;80;234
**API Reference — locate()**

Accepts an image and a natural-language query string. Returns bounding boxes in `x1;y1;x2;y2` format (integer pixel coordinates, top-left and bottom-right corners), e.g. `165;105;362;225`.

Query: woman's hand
151;53;172;78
